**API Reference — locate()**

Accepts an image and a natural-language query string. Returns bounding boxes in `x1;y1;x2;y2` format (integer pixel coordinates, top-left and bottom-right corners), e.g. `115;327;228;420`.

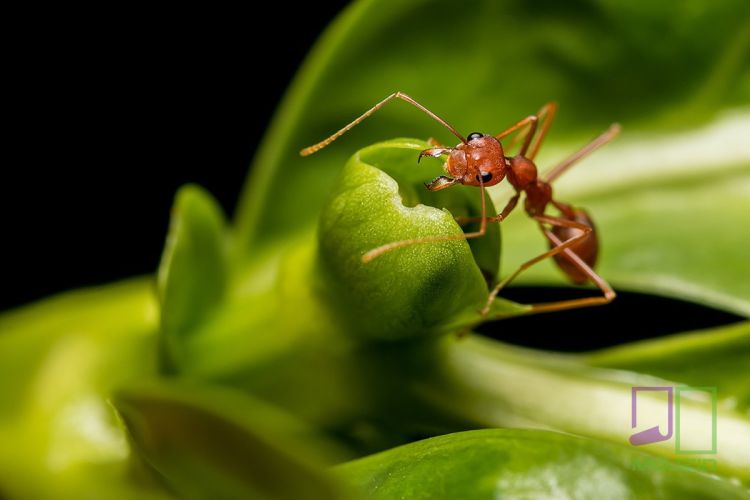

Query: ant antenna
300;92;467;156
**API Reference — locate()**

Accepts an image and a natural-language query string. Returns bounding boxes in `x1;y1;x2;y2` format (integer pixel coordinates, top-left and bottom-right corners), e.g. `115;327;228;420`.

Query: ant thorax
507;155;539;190
506;155;549;215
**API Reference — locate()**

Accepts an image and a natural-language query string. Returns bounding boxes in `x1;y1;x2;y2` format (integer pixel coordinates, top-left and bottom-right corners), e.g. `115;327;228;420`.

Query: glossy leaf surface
336;429;750;499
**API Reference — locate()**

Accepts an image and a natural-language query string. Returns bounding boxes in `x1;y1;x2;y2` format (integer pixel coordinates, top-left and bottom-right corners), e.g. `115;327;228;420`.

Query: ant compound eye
477;172;493;183
467;132;484;141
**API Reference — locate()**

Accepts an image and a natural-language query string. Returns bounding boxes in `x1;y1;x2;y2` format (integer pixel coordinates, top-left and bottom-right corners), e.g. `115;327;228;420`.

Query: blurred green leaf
234;0;750;315
586;321;750;412
158;185;230;370
335;428;750;499
0;279;165;499
114;380;350;500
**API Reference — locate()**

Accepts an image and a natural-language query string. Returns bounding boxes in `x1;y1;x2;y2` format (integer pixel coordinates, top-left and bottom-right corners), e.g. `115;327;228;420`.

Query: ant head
443;132;507;188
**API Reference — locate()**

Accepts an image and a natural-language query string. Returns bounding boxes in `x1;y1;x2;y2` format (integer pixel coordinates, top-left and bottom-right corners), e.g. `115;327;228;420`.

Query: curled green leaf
318;139;526;340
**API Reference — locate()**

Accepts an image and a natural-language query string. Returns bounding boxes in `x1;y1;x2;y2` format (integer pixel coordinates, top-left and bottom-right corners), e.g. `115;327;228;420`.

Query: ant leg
427;137;445;147
482;215;591;312
481;214;608;315
300;92;466;156
495;115;538;156
495;101;557;157
362;178;490;263
505;102;557;158
455;192;519;226
526;230;616;314
527;102;558;160
544;123;621;182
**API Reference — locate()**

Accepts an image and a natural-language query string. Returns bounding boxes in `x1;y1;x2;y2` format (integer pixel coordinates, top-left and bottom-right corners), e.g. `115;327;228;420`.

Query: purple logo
630;386;673;445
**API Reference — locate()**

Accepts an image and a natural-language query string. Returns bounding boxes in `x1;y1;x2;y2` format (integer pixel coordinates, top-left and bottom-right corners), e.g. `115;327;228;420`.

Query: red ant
301;92;621;315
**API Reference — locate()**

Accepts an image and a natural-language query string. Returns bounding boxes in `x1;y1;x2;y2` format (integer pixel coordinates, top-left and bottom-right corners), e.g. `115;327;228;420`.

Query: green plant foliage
409;334;750;482
0;279;161;499
501;160;750;315
335;429;750;499
158;185;230;370
2;0;750;498
587;321;750;412
114;380;350;500
234;0;750;315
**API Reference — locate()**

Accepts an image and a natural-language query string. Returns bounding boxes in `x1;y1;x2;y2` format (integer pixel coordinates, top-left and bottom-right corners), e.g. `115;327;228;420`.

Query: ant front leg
362;178;491;262
455;192;520;226
481;214;614;316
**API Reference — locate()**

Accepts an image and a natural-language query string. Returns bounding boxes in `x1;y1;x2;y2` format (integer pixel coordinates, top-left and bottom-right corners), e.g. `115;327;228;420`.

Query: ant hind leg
528;230;615;314
481;214;614;316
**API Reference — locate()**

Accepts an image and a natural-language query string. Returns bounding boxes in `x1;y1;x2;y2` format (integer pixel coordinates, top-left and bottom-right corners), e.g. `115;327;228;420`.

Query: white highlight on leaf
538;109;750;199
47;396;128;471
494;455;630;500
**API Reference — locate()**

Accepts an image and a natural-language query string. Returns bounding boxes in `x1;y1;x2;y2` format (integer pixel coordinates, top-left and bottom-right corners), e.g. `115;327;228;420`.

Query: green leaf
586;321;750;413
335;429;750;499
114;380;350;500
408;334;750;482
233;0;750;315
0;279;166;499
158;185;229;370
318;139;525;340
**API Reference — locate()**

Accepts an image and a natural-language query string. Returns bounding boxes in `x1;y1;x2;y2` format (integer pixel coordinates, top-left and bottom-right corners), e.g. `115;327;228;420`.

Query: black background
2;4;740;348
2;4;350;311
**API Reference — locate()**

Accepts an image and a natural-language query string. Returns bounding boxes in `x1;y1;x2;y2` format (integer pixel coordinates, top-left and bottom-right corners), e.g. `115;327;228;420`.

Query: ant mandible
300;92;621;315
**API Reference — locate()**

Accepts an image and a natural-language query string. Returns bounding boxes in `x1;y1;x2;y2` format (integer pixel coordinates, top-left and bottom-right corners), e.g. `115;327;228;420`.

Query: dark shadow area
1;3;350;312
476;287;744;352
